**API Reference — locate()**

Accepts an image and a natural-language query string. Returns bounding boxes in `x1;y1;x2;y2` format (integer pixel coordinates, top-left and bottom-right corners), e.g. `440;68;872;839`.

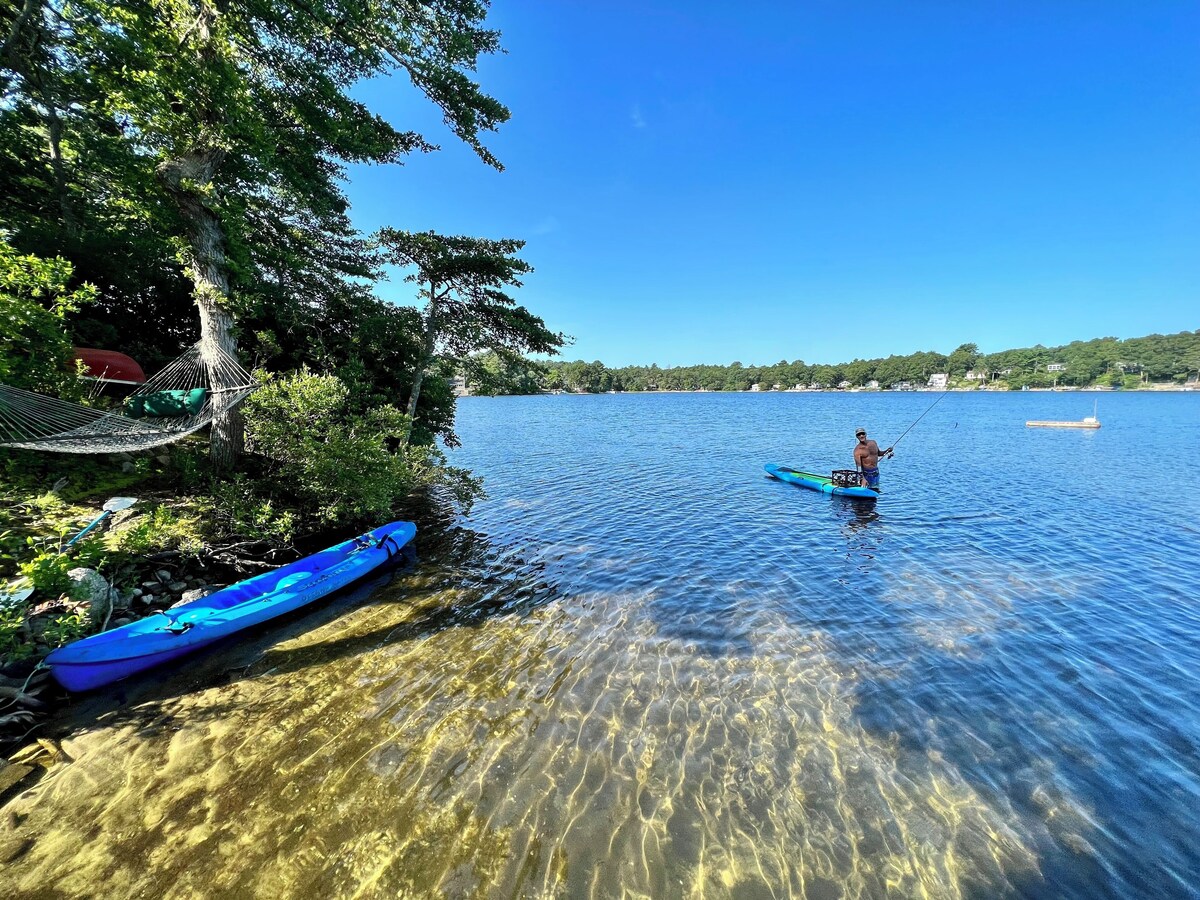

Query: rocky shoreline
0;539;287;773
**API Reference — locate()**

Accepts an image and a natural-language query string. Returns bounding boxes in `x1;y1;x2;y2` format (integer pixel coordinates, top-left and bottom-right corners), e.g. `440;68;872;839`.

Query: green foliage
532;329;1200;393
242;369;481;526
375;229;566;429
209;478;299;545
0;603;34;662
40;610;89;649
19;550;73;597
108;506;205;557
0;235;96;394
70;536;109;570
2;0;525;459
466;351;549;396
0;528;22;575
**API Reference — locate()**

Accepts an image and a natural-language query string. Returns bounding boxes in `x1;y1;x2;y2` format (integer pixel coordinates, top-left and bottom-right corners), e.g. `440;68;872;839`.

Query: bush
209;478;298;545
19;550;73;597
108;505;205;556
0;235;96;396
0;602;33;661
242;369;480;526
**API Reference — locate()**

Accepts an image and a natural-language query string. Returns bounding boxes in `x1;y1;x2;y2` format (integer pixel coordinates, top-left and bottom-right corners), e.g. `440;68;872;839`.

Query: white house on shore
928;373;948;389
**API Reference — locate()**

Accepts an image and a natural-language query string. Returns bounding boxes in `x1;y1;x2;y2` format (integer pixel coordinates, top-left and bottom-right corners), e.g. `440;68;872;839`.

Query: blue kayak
764;463;880;500
46;521;416;691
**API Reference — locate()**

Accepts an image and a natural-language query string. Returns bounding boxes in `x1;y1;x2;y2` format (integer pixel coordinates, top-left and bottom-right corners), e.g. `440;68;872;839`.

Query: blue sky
344;2;1199;367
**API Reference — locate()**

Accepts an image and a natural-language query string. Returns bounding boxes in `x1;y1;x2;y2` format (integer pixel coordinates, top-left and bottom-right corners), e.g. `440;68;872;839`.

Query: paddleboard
764;463;880;500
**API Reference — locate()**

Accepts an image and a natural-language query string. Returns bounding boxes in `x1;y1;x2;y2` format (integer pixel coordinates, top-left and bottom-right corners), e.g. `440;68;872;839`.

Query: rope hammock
0;341;258;454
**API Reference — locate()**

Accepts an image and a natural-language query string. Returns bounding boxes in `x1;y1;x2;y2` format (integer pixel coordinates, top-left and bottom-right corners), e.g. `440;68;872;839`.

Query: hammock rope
0;341;258;454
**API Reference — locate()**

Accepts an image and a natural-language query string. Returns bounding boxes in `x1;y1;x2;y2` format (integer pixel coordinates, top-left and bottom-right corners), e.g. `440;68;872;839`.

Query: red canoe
73;348;146;385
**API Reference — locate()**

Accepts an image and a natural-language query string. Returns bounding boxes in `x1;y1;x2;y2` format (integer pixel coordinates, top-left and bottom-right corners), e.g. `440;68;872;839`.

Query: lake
4;390;1199;898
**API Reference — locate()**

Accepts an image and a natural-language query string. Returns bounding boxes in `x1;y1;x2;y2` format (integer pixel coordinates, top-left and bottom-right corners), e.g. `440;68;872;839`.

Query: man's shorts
861;466;880;489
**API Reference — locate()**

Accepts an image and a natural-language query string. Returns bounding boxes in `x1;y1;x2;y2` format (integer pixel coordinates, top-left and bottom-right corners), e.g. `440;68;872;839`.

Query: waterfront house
928;373;948;389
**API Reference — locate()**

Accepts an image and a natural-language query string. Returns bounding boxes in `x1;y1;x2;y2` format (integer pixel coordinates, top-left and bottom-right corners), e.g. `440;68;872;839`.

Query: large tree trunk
155;0;242;466
158;147;243;468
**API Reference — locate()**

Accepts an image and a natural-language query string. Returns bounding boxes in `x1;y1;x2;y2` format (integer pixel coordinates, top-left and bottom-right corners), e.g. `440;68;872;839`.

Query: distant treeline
469;330;1200;394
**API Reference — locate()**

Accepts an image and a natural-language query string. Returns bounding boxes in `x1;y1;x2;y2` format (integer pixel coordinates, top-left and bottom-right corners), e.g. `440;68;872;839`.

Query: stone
112;617;133;627
174;586;214;607
155;454;170;466
155;570;173;583
67;568;112;628
129;587;143;598
138;594;156;606
141;581;159;590
168;581;188;592
121;461;136;474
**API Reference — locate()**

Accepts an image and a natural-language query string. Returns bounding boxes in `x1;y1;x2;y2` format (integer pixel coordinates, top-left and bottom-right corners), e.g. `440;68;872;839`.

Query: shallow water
4;391;1199;898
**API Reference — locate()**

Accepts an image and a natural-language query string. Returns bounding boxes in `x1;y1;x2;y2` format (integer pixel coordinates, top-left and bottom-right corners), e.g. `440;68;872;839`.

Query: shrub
242;369;481;526
19;549;73;597
209;478;298;545
0;235;96;396
40;610;89;648
107;505;206;556
0;602;33;662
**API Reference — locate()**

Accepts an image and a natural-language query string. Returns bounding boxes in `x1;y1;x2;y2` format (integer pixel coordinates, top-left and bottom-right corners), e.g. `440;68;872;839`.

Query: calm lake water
5;391;1200;898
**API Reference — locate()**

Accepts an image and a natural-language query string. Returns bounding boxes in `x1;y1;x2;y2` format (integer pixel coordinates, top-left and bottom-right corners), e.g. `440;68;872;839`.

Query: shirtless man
853;428;893;491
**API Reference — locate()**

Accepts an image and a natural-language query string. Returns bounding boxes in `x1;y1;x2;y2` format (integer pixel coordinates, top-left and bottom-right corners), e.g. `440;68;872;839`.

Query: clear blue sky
344;1;1199;367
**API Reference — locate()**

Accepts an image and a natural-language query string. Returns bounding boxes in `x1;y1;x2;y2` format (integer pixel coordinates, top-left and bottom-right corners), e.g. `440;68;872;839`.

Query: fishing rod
885;389;949;454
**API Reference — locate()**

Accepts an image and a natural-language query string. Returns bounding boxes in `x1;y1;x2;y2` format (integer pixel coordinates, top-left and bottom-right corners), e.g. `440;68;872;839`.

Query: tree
946;343;979;377
2;0;514;466
377;230;565;439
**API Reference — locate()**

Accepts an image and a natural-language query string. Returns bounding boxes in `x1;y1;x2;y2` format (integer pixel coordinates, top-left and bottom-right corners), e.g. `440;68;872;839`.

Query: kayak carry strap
376;531;401;559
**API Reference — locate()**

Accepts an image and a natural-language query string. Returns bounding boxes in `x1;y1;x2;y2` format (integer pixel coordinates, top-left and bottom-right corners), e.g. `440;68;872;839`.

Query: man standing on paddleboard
853;428;893;491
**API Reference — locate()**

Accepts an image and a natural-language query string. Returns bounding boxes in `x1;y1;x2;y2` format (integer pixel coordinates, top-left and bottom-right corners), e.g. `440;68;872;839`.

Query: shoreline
476;384;1198;397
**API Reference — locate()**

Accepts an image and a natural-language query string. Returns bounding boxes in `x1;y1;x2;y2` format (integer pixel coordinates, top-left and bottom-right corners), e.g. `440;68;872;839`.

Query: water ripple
3;391;1198;899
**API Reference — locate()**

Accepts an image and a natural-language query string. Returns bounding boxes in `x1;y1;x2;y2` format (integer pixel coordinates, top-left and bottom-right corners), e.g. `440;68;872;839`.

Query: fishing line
887;390;949;451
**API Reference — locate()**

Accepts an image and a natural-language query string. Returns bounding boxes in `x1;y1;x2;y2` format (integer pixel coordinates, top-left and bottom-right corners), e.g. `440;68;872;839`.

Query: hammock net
0;341;258;454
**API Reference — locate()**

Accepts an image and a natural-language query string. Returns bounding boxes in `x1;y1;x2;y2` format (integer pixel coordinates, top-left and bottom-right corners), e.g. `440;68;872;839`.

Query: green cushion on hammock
125;388;208;419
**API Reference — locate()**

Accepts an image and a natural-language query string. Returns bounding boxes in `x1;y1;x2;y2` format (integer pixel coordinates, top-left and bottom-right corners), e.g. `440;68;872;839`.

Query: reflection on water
4;573;1035;898
4;392;1200;898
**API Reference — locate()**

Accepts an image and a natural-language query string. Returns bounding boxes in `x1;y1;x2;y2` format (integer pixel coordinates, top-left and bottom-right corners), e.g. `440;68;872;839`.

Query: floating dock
1026;417;1100;429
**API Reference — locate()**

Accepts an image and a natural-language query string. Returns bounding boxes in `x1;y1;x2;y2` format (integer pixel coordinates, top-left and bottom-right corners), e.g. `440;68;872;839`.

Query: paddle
65;496;138;547
0;497;136;610
0;580;33;607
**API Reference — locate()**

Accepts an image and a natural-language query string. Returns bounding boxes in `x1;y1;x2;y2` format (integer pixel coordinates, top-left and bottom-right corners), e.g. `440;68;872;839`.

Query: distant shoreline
475;384;1198;397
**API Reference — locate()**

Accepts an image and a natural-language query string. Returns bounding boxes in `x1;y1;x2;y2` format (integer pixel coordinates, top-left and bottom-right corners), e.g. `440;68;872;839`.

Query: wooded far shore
466;330;1200;396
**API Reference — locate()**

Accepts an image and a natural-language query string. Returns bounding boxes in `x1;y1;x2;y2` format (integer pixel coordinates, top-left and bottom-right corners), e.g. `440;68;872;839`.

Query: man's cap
855;427;866;435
